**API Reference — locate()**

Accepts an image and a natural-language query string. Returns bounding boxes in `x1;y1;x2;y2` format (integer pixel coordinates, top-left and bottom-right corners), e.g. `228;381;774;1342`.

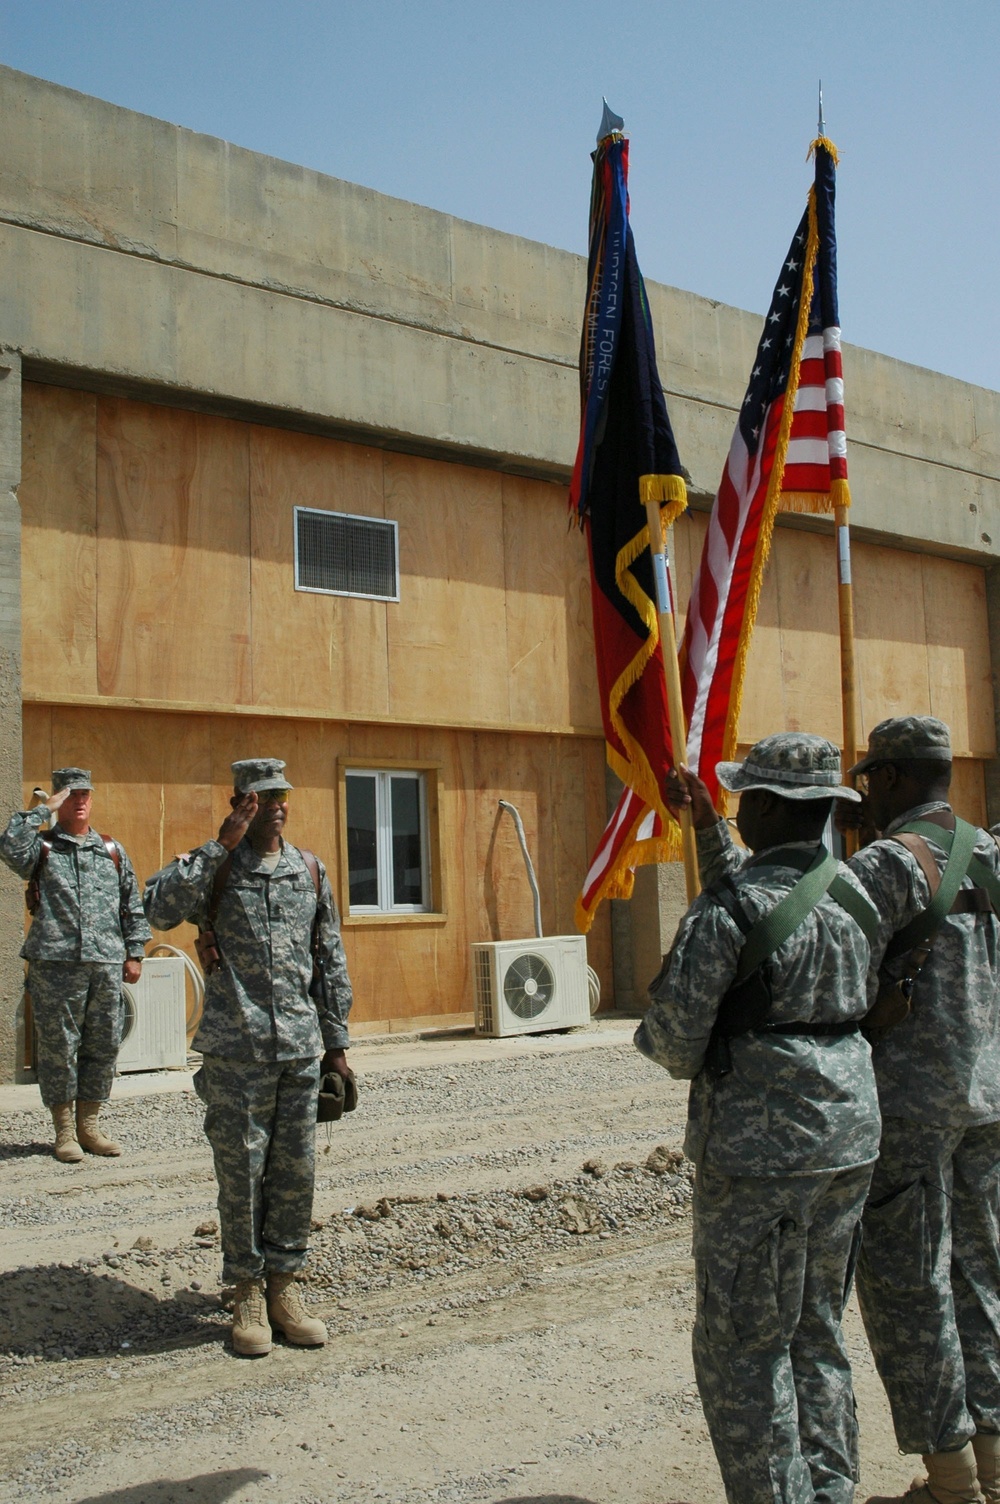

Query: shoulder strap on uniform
294;847;321;898
827;874;880;948
707;875;754;937
99;834;121;873
206;853;235;925
736;849;839;979
710;849;878;975
885;816;979;960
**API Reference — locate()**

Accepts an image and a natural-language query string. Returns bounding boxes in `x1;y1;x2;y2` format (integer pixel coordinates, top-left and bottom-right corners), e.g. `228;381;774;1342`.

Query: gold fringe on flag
638;472;688;529
809;135;840;165
831;476;852;509
574;819;682;934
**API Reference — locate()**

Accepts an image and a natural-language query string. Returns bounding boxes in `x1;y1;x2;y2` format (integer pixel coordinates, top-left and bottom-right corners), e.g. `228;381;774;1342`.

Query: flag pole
819;83;862;843
644;497;700;901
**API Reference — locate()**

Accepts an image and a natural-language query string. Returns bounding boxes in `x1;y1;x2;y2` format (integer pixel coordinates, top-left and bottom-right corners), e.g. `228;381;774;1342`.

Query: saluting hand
43;788;71;812
217;792;258;851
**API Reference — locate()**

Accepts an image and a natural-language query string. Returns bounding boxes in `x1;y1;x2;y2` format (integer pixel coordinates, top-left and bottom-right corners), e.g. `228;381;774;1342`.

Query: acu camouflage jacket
636;819;881;1176
142;837;352;1062
0;806;150;963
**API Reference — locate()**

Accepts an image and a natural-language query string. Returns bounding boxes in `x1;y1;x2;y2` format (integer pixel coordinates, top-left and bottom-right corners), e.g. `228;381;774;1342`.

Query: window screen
294;507;399;601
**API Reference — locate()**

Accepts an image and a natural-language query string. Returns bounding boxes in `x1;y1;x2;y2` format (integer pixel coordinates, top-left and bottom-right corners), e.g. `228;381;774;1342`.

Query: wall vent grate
294;507;399;601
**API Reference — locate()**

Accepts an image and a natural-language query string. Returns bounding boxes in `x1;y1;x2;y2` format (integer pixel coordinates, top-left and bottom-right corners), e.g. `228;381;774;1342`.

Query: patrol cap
849;716;952;776
231;757;294;795
51;767;93;793
716;732;861;803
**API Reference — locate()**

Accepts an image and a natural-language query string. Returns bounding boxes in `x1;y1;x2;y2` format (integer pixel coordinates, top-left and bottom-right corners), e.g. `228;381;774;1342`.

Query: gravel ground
0;1030;902;1504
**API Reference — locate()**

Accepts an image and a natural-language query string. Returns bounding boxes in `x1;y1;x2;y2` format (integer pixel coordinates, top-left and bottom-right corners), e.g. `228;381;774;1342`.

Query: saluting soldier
638;733;881;1504
842;717;1000;1504
0;767;150;1161
143;758;353;1358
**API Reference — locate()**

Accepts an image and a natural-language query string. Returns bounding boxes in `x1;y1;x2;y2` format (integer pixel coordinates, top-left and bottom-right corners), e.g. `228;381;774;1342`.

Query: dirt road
0;1024;903;1504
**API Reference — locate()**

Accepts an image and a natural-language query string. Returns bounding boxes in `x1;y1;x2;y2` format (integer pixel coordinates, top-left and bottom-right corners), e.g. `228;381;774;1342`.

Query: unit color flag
570;120;688;933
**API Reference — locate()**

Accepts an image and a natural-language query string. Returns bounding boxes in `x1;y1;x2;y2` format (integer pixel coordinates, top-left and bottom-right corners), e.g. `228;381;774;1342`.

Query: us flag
681;138;849;805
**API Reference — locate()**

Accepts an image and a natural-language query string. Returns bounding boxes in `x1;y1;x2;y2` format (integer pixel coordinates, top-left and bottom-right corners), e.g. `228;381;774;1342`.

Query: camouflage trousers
856;1115;1000;1454
692;1161;872;1504
27;960;124;1108
196;1054;320;1285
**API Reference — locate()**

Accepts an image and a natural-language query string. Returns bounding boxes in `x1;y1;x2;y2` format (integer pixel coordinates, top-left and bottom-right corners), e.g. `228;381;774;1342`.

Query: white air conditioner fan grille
502;952;555;1019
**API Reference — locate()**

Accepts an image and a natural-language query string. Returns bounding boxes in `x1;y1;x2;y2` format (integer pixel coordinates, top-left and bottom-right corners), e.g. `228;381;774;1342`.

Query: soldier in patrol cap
143;758;353;1358
640;732;882;1504
0;767;150;1162
840;716;1000;1504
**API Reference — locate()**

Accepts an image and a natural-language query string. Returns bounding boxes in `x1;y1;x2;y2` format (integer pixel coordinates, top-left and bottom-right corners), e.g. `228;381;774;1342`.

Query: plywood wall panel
852;542;931;736
950;757;988;828
502;475;598;730
385;453;509;726
96;398;252;704
21;704;53;804
20;383;98;700
248;426;390;719
920;555;995;757
773;531;842;741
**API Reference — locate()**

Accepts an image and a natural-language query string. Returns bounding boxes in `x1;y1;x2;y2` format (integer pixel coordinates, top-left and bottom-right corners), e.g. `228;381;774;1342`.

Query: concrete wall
0;66;998;563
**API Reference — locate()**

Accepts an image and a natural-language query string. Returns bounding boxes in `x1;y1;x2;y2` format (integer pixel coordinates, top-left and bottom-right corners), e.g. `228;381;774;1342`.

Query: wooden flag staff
818;85;863;837
644;497;701;902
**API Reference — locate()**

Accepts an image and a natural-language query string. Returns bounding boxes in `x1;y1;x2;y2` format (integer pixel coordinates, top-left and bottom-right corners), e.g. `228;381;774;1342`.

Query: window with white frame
345;769;432;912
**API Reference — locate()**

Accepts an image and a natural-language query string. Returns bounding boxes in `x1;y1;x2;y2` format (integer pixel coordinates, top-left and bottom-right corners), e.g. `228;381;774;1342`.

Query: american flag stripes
681;138;848;806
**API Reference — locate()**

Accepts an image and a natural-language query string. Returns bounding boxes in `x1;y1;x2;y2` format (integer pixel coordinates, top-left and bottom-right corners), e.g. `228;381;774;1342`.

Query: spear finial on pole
598;98;625;143
818;80;825;138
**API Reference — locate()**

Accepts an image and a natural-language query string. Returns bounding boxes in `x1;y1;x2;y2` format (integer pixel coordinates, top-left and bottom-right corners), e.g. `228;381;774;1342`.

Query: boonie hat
717;733;861;803
849;716;952;776
231;757;294;795
51;767;93;793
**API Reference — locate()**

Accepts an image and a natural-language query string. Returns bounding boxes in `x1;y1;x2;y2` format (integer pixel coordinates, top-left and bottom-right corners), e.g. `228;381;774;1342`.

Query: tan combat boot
75;1101;121;1156
266;1272;327;1346
231;1278;271;1357
867;1442;985;1503
51;1102;84;1163
972;1434;1000;1504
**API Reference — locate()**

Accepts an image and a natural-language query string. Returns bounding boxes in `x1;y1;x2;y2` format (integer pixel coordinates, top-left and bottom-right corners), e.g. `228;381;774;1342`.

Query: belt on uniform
761;1020;861;1037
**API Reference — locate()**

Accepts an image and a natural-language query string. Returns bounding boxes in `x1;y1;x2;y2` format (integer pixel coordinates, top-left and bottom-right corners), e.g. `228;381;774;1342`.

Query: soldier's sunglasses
856;763;887;794
258;789;291;804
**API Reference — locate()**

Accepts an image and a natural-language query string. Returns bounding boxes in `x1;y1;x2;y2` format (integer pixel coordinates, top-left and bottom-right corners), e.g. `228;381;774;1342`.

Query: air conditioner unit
472;935;590;1038
117;956;188;1072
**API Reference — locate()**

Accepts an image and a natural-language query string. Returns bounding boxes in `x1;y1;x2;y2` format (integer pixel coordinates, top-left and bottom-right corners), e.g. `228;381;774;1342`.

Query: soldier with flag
640;736;881;1503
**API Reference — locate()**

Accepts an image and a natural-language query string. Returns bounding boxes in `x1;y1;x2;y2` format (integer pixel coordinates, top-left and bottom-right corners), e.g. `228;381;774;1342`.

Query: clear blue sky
1;1;998;391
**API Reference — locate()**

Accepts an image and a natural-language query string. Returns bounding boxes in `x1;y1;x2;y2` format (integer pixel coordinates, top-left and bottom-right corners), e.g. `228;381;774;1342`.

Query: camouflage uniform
846;717;1000;1459
636;734;881;1504
142;760;352;1285
0;776;150;1109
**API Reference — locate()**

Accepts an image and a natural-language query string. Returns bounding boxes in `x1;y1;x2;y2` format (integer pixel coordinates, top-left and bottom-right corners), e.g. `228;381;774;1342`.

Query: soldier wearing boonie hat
0;767;150;1164
636;731;880;1504
843;717;1000;1504
143;756;354;1360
